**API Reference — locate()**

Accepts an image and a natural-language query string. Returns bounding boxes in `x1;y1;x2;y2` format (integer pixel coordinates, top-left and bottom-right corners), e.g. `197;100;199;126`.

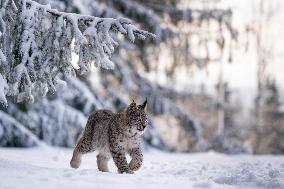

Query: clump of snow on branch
0;0;155;106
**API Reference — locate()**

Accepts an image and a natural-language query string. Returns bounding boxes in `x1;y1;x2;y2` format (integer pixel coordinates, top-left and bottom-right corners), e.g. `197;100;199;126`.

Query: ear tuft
141;98;147;109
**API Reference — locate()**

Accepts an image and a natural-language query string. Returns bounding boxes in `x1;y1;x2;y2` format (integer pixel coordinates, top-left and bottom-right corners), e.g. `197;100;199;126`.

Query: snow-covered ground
0;147;284;189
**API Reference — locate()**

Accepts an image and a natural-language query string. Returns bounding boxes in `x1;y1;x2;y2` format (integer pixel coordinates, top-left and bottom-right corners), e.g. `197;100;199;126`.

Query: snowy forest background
0;0;284;155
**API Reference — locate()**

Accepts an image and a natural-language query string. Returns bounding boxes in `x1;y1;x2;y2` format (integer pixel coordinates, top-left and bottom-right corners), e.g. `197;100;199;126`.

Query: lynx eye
138;113;147;128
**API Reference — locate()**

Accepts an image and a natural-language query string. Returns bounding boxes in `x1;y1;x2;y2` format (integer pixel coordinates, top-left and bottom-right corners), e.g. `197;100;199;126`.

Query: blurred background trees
0;0;283;154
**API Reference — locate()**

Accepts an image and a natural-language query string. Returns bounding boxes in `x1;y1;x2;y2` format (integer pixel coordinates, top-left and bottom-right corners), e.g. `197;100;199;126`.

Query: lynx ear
129;99;137;108
141;98;147;109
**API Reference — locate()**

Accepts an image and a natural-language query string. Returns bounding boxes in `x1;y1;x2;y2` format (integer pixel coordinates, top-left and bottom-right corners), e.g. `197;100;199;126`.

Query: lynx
70;99;148;174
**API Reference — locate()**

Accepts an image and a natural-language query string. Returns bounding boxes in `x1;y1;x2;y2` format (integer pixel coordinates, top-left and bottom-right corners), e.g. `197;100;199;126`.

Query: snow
0;74;8;105
0;50;6;63
0;147;284;189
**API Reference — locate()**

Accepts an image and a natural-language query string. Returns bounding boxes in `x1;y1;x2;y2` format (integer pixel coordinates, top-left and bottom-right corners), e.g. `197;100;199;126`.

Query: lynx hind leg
97;153;110;172
70;149;82;169
70;137;94;169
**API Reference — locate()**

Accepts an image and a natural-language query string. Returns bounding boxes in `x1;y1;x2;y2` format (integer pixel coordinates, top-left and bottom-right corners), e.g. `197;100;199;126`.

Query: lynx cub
70;99;148;174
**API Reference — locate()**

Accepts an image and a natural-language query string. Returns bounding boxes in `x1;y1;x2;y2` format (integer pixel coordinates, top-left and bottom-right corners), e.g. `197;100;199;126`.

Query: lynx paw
70;155;81;169
118;169;134;174
129;161;142;171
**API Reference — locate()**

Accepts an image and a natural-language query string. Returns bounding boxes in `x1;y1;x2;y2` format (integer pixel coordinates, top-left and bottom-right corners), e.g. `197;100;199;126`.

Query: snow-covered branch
0;110;45;147
0;0;155;106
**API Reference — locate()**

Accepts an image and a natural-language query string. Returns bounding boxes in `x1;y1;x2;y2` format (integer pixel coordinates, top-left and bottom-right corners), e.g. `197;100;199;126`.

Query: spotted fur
70;99;148;174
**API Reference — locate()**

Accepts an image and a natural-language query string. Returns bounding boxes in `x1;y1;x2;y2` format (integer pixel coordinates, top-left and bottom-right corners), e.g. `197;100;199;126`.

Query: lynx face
126;99;148;136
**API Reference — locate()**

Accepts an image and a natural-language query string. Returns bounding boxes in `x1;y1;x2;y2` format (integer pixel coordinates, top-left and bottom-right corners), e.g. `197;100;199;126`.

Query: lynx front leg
129;147;143;171
97;153;110;172
110;145;133;174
